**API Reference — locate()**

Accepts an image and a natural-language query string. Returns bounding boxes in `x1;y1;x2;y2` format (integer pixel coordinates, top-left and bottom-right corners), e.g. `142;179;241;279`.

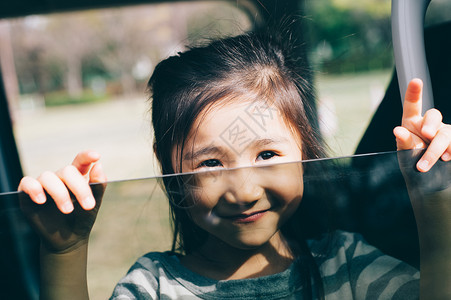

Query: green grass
315;69;393;156
44;91;108;107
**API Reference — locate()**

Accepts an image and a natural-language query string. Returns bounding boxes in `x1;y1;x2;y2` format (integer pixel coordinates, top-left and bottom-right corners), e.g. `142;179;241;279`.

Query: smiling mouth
221;209;270;223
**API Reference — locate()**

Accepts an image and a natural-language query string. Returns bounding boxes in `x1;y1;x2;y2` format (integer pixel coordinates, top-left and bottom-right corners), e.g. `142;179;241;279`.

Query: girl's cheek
190;209;222;228
280;195;303;224
187;197;223;231
270;185;303;210
190;184;222;211
261;163;304;202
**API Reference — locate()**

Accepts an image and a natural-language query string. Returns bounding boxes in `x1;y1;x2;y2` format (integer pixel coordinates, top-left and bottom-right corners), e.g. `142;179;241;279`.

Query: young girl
19;31;451;300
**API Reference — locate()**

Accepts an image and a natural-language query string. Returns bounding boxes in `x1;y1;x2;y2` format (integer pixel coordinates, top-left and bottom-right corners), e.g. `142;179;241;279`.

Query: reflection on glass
1;150;450;298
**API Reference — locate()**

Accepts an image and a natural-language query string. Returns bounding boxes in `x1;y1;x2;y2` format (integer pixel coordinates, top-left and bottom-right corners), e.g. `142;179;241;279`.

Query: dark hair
149;29;325;298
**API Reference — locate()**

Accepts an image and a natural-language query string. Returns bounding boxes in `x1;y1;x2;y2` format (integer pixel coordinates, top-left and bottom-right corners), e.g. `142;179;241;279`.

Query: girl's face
172;100;304;250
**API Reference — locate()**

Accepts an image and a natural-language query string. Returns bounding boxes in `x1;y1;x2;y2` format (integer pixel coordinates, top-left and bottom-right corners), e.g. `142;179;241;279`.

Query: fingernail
84;196;96;209
417;160;430;172
36;193;46;204
62;202;74;214
442;153;451;161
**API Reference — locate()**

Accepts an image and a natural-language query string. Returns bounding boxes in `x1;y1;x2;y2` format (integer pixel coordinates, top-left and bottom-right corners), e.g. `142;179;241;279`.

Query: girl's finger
417;126;451;172
441;144;451;162
37;171;74;214
421;108;443;141
18;176;47;204
393;126;425;150
89;162;107;184
402;78;423;121
72;150;101;176
56;165;96;210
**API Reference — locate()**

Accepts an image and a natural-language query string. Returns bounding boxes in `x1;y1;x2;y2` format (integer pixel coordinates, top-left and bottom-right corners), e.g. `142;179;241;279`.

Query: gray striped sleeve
110;256;160;300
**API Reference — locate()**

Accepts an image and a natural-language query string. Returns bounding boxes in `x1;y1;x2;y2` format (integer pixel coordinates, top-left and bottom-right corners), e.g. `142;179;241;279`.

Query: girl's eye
198;159;223;168
257;151;278;161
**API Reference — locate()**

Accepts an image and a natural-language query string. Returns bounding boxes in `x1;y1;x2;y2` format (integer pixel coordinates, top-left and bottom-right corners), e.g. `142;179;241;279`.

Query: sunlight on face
173;100;305;249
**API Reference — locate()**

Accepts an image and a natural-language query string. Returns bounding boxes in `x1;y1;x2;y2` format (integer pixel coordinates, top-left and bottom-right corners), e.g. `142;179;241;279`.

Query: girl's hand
18;150;107;253
394;78;451;172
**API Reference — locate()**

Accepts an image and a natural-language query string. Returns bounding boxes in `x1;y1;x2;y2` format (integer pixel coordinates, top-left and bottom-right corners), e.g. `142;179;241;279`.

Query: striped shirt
110;231;419;299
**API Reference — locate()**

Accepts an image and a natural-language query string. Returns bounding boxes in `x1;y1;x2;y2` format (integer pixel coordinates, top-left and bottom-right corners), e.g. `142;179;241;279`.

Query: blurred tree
97;5;181;96
11;17;53;96
186;2;251;45
0;20;20;112
11;13;103;99
306;0;392;73
44;12;102;97
7;2;252;102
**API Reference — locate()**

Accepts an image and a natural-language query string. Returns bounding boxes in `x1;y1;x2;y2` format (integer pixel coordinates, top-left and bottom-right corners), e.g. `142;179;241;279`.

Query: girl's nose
223;169;264;204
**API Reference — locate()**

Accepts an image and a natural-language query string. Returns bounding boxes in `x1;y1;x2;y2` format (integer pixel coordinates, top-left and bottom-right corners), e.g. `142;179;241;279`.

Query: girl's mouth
223;209;270;223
